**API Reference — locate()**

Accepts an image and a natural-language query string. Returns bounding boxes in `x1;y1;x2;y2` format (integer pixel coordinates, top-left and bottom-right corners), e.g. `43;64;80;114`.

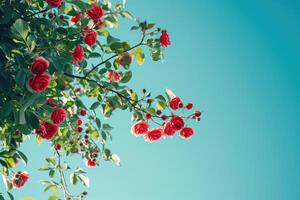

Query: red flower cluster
160;31;171;48
87;3;105;21
11;171;29;188
51;108;67;125
46;98;57;108
72;46;85;63
28;57;51;93
107;71;121;83
47;0;62;7
36;121;58;140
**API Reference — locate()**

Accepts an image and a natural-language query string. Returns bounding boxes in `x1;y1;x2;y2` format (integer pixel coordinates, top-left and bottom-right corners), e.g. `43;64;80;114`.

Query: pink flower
180;127;194;139
145;128;163;142
131;120;149;136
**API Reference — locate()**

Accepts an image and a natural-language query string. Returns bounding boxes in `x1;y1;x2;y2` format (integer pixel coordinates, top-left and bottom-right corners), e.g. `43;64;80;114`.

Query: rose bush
0;0;202;199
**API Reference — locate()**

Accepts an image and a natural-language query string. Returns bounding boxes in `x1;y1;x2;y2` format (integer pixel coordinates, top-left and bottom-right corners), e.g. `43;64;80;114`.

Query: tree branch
56;151;72;200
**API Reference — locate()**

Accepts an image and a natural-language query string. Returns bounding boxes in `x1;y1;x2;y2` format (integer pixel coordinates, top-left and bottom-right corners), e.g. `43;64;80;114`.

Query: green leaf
11;19;30;40
78;174;90;187
120;71;132;83
46;158;56;166
102;123;113;130
157;100;167;110
90;102;100;110
96;118;101;129
26;112;39;129
7;192;14;200
47;196;58;200
0;102;12;118
134;47;145;65
15;70;27;86
70;173;78;185
16;150;28;165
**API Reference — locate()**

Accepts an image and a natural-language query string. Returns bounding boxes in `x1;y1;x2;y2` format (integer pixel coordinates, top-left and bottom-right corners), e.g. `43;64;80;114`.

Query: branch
21;8;50;19
83;34;146;78
56;151;72;200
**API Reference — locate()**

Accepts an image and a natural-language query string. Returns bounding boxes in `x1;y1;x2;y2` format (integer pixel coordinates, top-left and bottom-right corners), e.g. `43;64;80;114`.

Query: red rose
47;0;62;7
170;116;185;131
30;57;49;75
169;97;182;110
85;159;97;168
54;144;61;150
12;171;29;188
28;74;51;93
185;103;193;110
77;119;83;126
131;120;149;136
72;46;85;63
107;71;121;82
87;3;105;21
70;14;82;24
84;30;97;46
160;30;171;48
51;108;67;125
80;109;87;116
119;52;132;66
180;127;194;139
36;121;58;140
163;122;175;137
145;128;163;142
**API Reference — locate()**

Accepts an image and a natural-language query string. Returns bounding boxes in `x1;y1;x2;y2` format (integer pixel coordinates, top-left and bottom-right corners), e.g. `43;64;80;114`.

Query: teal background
2;0;300;199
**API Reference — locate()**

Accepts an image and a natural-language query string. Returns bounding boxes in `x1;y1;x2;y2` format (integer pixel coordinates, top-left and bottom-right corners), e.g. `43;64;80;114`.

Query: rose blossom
107;71;121;83
163;122;176;137
12;171;29;188
145;128;163;142
28;74;51;93
47;0;62;7
51;108;67;125
84;30;97;46
160;30;171;48
70;14;82;24
54;144;61;150
131;120;149;136
170;116;185;131
87;3;105;21
85;159;97;167
30;57;49;75
36;121;58;140
72;46;85;63
180;127;194;139
169;97;182;110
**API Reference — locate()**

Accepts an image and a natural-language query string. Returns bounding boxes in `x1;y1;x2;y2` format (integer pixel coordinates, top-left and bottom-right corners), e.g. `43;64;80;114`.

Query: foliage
0;0;202;199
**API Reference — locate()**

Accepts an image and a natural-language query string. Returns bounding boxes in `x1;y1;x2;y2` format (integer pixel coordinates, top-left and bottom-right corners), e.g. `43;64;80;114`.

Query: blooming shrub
0;0;202;199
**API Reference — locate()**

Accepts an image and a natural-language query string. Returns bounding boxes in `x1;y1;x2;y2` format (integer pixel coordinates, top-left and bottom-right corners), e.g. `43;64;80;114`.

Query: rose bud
85;159;97;168
159;30;171;48
194;111;202;118
80;109;87;116
54;144;61;150
161;115;168;120
185;103;193;110
12;171;29;188
145;113;152;119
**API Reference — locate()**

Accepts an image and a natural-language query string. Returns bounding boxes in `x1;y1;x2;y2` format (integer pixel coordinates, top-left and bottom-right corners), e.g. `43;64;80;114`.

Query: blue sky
2;0;300;199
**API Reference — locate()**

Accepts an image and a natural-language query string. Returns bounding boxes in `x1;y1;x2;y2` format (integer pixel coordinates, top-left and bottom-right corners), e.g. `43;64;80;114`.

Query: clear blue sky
2;0;300;199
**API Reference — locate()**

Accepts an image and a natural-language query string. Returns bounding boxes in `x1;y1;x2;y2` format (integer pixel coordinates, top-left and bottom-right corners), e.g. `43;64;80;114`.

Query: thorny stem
21;8;50;19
